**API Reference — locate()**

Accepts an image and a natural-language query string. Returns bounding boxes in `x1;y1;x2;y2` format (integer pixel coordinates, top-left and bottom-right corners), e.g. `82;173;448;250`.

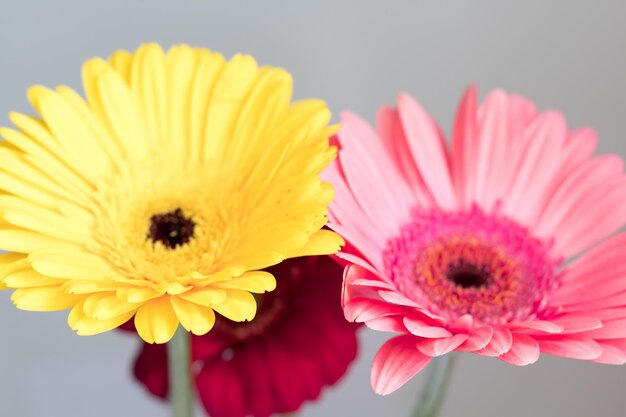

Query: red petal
196;358;247;417
133;343;168;399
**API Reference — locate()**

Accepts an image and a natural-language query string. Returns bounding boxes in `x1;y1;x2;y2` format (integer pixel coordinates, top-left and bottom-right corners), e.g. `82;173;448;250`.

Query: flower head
124;255;359;417
327;86;626;395
0;43;343;343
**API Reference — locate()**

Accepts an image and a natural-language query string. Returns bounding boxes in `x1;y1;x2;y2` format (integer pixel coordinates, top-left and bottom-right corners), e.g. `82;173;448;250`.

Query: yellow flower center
90;155;239;287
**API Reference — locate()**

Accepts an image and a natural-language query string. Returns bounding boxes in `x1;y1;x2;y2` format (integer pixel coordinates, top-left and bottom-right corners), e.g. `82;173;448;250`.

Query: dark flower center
446;262;490;289
148;208;195;249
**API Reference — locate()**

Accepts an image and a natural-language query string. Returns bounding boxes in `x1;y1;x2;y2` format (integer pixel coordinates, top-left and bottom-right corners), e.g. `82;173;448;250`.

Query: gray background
1;1;626;416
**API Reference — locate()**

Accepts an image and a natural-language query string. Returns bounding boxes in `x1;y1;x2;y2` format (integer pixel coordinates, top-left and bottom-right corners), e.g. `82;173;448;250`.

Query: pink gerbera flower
124;256;358;417
327;86;626;395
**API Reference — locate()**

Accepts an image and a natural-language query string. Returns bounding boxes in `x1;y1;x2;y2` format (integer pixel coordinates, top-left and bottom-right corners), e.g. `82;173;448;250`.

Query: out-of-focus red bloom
124;256;359;417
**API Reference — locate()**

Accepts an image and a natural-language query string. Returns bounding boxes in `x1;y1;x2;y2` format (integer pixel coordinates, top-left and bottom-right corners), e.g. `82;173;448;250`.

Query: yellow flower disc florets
0;43;343;343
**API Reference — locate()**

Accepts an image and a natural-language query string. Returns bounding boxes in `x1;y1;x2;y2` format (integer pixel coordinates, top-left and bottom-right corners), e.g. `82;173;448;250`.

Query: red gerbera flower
125;256;358;417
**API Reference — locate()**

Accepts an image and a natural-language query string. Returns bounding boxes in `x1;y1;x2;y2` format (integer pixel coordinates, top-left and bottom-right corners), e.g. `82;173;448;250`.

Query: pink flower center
384;207;559;325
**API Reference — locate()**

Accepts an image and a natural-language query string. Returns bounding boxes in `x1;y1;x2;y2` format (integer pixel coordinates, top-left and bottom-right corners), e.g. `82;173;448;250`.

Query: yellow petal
295;229;344;257
188;49;225;159
0;196;91;243
4;264;64;288
170;296;216;336
213;271;276;293
116;287;162;303
108;49;133;82
63;280;126;295
0;253;27;289
69;300;135;335
29;249;114;280
228;251;286;271
0;125;92;200
96;68;149;159
202;53;259;161
226;68;292;168
7;111;62;154
178;287;227;306
130;43;167;149
0;228;68;253
134;296;179;344
82;293;138;320
164;45;197;161
213;289;256;322
55;85;126;170
0;147;84;208
12;286;81;311
32;86;112;180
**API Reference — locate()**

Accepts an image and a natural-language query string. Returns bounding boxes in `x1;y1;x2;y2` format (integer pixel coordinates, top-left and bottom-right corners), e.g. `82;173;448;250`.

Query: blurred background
1;1;626;416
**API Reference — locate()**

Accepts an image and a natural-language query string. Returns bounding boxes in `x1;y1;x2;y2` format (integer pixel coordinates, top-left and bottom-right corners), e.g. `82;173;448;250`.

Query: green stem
412;354;457;417
168;326;195;417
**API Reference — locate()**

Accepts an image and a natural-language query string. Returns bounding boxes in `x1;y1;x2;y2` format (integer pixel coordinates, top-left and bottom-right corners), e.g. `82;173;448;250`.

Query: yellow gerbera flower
0;43;343;343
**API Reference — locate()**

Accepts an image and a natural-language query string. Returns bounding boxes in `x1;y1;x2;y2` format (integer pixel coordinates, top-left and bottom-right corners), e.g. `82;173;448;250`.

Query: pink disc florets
384;207;560;325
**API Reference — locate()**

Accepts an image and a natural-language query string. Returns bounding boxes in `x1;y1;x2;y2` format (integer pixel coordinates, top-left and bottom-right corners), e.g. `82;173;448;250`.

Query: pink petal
498;333;540;366
476;327;513;357
343;298;408;325
537;337;602;360
592;342;626;365
330;222;385;273
509;320;564;334
334;155;397;241
325;164;386;268
377;290;444;321
468;90;512;210
448;314;473;331
417;334;469;357
397;93;457;210
471;92;538;213
560;128;598;174
573;307;626;321
451;85;478;208
552;233;626;307
376;106;431;206
367;315;409;333
336;251;386;281
530;128;598;229
501;111;568;226
562;291;626;312
549;316;603;334
371;335;433;395
553;178;626;257
378;289;423;307
534;155;623;244
458;326;494;352
403;317;452;338
580;318;626;339
335;113;413;239
349;278;397;291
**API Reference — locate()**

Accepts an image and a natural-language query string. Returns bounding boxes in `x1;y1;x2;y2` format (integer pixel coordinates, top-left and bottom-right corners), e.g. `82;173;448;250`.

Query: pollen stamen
384;207;558;325
148;208;195;249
